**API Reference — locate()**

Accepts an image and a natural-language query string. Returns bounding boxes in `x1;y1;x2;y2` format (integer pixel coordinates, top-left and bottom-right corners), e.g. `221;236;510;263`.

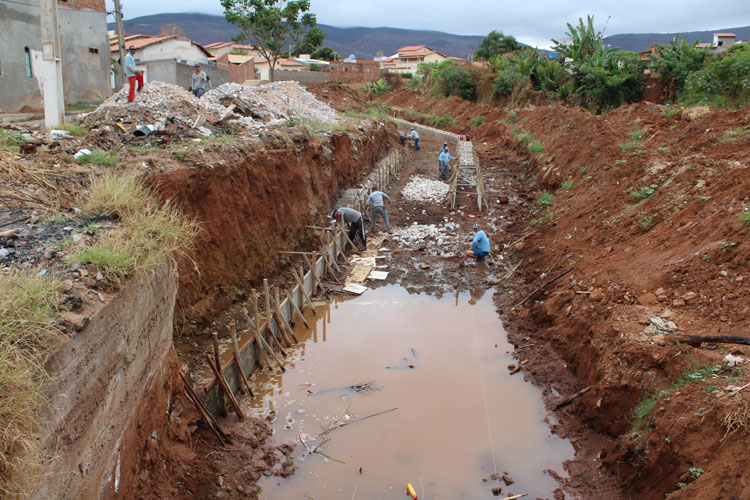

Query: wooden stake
304;253;321;294
205;354;244;420
251;289;269;371
180;373;229;445
228;322;254;398
286;289;310;329
255;331;285;372
211;332;227;417
554;385;594;411
274;288;299;343
339;222;357;251
293;267;316;312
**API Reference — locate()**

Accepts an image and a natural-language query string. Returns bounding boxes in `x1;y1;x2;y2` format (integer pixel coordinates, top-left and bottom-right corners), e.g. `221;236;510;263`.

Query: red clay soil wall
146;122;396;329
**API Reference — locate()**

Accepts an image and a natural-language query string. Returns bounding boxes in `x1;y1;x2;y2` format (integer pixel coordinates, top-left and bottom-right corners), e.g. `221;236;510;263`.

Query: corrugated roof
254;57;303;67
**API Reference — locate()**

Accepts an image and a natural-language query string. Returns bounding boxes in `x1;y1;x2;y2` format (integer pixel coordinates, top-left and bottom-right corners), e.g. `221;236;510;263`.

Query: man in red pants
124;46;143;102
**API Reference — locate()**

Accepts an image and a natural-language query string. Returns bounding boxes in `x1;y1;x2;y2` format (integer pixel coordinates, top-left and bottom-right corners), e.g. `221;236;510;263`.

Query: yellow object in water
406;483;418;499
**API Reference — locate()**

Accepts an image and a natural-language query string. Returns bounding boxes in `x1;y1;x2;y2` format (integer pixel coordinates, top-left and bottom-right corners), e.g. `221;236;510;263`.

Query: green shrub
0;128;24;152
471;116;485;128
739;209;750;227
630;185;657;200
534;191;554;209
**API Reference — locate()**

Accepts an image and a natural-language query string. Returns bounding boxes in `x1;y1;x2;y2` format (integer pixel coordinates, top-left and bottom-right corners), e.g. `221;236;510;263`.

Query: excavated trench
166;123;588;499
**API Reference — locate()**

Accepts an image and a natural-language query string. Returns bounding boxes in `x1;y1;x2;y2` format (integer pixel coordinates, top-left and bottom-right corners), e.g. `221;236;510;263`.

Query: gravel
401;175;449;203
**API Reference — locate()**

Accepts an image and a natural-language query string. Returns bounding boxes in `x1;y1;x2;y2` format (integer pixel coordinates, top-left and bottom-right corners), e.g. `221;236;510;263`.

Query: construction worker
124;46;143;103
410;128;420;150
331;207;367;251
465;223;490;260
439;147;454;180
365;189;392;233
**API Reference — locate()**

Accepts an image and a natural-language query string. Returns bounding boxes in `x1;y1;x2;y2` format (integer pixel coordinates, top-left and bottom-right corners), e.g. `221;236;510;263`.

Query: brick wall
58;0;106;11
642;75;667;104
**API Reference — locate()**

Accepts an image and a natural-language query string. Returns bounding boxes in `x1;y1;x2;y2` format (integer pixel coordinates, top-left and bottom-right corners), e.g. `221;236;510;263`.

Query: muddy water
247;286;572;499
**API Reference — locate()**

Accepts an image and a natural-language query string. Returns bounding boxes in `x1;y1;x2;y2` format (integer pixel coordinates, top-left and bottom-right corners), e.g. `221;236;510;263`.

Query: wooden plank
205;354;244;420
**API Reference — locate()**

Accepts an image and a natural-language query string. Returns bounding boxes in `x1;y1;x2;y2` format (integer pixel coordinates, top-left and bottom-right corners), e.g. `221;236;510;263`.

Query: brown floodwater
247;286;572;499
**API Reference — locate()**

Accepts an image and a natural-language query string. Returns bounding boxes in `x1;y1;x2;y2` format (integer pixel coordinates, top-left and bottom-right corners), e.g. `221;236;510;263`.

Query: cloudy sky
113;0;750;48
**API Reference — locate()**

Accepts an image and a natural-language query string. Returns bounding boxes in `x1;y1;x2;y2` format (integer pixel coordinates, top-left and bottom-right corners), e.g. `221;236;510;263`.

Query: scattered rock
672;298;686;308
649;316;677;332
683;291;698;302
62;312;89;331
638;292;658;306
502;474;515;485
654;287;666;296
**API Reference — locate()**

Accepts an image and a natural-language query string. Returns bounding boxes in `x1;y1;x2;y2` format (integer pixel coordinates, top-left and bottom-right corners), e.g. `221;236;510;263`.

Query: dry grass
722;401;749;441
684;106;711;121
73;174;199;281
0;271;63;498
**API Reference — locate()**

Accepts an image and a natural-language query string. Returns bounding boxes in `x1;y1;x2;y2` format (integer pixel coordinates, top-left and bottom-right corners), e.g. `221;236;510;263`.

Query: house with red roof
385;45;447;74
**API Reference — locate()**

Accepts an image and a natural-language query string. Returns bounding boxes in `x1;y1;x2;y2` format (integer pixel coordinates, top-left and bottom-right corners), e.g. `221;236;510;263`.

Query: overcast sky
112;0;750;48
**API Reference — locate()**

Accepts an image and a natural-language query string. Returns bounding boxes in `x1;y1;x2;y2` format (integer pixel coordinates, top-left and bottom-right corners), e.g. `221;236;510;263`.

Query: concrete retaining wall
36;263;178;500
274;69;330;84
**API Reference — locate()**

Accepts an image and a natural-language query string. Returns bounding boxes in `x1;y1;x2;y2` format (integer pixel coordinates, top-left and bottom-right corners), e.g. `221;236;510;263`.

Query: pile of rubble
81;81;202;128
202;81;338;127
80;80;337;133
401;175;449;203
390;221;460;253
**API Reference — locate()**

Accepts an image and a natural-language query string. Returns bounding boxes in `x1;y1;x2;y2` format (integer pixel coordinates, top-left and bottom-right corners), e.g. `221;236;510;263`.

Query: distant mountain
109;13;483;59
604;26;750;52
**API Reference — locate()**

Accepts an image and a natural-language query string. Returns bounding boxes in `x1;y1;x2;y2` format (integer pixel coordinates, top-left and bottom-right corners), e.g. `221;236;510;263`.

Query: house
213;52;257;84
253;57;306;81
693;33;740;53
385;45;447;74
109;35;229;90
204;42;259;60
0;0;111;113
325;59;387;83
292;54;331;69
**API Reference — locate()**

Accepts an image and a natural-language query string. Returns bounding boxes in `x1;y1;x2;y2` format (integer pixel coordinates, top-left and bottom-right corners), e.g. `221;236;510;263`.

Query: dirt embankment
145;122;397;332
368;88;750;499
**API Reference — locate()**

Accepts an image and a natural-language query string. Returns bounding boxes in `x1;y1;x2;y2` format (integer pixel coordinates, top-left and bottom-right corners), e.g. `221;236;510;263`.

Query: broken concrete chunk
649;316;677;332
682;291;698;302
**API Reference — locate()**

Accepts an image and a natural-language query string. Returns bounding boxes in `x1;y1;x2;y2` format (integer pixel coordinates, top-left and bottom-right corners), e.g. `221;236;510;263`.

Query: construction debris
401;175;450;203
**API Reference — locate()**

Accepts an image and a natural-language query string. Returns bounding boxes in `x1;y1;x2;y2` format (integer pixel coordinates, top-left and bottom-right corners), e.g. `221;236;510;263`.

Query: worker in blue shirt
465;223;490;260
410;128;420;150
439;147;454;180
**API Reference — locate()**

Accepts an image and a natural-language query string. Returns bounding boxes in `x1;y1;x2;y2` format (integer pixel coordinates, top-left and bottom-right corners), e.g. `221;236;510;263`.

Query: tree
311;46;339;61
292;26;325;56
649;36;710;102
474;30;520;60
221;0;317;81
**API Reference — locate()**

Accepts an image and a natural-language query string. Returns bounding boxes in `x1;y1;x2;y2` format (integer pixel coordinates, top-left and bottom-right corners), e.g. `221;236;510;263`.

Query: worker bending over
465;223;490;260
365;190;392;233
331;207;367;252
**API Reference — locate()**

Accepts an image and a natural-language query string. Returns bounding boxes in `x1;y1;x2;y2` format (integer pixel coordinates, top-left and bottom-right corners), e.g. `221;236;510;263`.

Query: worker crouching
465;223;490;261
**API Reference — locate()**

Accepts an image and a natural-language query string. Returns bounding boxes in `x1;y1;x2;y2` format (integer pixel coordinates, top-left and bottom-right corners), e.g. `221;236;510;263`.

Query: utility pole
40;0;64;127
114;0;126;89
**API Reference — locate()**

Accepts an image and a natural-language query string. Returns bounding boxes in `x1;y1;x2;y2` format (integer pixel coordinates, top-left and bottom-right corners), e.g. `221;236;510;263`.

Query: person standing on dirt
365;189;392;233
439;147;454;180
410;128;420;150
465;223;490;260
124;46;143;103
331;207;367;251
190;65;209;98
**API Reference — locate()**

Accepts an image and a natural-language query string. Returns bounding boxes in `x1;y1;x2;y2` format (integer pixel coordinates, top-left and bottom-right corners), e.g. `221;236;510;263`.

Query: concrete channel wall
199;148;409;413
36;263;178;500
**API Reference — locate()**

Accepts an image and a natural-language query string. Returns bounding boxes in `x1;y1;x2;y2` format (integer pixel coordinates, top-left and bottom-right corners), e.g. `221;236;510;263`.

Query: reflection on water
247;286;572;500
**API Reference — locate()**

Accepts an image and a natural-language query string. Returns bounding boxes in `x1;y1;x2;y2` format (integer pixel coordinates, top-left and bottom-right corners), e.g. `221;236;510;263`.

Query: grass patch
632;364;731;434
628;128;647;141
533;191;554;210
630;185;657;201
72;174;199;281
720;126;750;142
528;141;544;155
560;179;574;190
619;140;638;152
527;210;555;228
0;271;64;498
74;148;118;166
56;123;87;137
685;106;711;121
739;209;750;227
639;213;656;230
300;118;346;138
0;128;24;153
471;116;485;128
662;107;681;118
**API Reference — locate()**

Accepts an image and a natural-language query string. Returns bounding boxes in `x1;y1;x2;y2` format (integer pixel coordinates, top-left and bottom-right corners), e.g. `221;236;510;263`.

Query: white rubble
390;222;461;255
401;175;449;203
201;81;338;126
